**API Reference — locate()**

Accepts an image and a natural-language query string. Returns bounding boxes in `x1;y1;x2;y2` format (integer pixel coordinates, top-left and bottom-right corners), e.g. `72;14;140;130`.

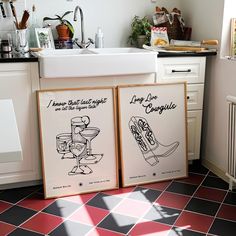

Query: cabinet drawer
186;84;204;110
187;110;202;160
157;57;206;84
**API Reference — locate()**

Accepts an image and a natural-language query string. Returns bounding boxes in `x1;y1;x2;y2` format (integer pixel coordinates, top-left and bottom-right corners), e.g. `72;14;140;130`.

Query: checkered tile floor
0;164;236;236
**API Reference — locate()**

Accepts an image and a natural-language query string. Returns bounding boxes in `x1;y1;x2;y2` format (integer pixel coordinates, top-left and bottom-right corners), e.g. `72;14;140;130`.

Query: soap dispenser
95;27;104;48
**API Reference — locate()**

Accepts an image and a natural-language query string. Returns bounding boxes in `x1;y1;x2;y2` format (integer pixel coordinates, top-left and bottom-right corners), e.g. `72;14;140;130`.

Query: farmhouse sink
35;48;158;78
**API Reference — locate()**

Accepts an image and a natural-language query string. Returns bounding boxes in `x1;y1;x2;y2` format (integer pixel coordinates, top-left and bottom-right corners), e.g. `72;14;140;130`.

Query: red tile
17;193;55;211
174;211;214;233
61;192;96;204
141;181;172;191
129;220;171;236
103;187;135;197
69;205;109;226
0;221;16;236
21;212;63;234
156;192;190;210
87;227;125;236
0;201;13;214
113;198;152;218
194;186;227;202
177;173;205;185
217;204;236;221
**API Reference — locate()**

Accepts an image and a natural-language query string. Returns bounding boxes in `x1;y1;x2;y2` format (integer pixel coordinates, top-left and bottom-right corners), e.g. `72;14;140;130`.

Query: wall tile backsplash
0;0;181;47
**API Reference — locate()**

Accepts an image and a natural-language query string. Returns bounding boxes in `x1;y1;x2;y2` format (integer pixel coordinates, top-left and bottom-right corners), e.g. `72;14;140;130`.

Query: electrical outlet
151;0;157;3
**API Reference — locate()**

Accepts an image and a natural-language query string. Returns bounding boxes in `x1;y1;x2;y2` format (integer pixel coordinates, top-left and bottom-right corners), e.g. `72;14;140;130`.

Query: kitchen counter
0;52;38;63
158;50;217;57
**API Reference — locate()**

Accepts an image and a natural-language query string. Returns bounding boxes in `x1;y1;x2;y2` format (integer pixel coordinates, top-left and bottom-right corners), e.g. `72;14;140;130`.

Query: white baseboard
202;159;229;183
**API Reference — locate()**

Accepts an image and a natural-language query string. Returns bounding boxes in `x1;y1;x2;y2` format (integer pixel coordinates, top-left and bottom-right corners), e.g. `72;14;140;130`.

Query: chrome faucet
73;5;94;48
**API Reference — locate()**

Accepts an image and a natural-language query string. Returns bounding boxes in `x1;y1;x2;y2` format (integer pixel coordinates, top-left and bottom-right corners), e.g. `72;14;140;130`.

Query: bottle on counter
95;27;104;48
29;5;40;48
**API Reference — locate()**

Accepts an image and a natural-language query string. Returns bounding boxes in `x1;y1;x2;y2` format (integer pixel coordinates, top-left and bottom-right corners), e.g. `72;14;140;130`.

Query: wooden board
164;46;207;52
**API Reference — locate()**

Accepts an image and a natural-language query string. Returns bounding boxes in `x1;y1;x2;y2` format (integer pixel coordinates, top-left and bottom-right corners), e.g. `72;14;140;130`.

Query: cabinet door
0;63;40;185
187;110;202;160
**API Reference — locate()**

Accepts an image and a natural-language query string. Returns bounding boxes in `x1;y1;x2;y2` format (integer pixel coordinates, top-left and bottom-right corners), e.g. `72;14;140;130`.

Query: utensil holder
15;28;29;54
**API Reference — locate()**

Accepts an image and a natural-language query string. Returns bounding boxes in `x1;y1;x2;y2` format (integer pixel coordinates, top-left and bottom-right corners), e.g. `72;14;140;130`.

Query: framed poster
118;83;188;187
230;18;236;57
35;28;55;49
37;87;119;198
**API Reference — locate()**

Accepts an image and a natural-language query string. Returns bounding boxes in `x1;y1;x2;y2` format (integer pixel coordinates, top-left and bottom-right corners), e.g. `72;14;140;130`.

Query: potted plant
43;11;74;41
128;15;152;48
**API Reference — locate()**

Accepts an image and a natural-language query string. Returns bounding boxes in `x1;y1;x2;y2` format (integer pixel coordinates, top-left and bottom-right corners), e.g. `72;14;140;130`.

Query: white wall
0;0;181;47
181;0;236;177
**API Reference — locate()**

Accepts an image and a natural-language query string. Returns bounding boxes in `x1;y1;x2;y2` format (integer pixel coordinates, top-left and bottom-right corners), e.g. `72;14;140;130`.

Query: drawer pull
187;96;190;100
172;69;191;73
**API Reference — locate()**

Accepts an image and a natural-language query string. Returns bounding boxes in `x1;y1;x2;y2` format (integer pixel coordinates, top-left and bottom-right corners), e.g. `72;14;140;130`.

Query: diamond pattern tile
194;186;227;202
156;191;190;210
0;164;235;236
21;212;63;235
129;220;171;235
174;211;214;233
42;199;81;218
185;197;221;216
0;206;37;226
166;181;198;196
97;212;138;234
86;193;122;210
143;205;181;225
127;186;161;203
49;220;92;236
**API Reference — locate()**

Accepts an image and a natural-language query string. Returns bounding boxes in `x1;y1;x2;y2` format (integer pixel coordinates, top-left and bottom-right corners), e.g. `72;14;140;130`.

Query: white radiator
226;95;236;190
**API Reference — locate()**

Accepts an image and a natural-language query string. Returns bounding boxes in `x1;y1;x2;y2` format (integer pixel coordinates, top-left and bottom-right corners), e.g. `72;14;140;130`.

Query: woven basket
153;7;184;40
158;14;183;40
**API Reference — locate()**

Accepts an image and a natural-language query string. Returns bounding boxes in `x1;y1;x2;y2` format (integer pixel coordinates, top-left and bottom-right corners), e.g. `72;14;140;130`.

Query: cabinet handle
172;69;191;73
187;96;190;100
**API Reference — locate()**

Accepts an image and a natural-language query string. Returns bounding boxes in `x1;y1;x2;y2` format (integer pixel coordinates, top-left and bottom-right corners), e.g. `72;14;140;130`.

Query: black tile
9;228;44;236
202;176;228;190
42;199;81;218
188;162;209;175
127;187;161;203
86;192;122;210
224;191;236;206
0;205;37;226
0;186;40;204
185;197;220;216
209;218;236;236
97;212;138;234
208;171;218;177
49;220;92;236
143;205;181;225
166;182;198;196
168;227;205;236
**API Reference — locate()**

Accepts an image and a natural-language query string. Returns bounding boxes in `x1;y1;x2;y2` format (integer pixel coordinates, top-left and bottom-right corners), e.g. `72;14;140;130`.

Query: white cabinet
157;57;206;160
0;63;41;187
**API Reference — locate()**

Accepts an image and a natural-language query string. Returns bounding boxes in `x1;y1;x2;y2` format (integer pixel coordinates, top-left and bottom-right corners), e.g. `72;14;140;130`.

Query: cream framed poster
37;87;119;198
118;83;188;187
230;18;236;57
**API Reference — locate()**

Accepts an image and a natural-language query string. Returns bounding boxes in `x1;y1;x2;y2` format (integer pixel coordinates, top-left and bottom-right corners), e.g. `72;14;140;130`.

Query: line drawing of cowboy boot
131;116;179;158
128;118;159;166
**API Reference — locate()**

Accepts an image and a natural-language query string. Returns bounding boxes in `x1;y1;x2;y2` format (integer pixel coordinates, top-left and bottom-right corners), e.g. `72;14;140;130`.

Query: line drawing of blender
56;116;103;175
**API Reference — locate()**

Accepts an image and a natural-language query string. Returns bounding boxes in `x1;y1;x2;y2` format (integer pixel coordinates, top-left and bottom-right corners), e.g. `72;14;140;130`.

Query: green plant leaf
65;20;74;38
61;11;73;19
43;16;60;21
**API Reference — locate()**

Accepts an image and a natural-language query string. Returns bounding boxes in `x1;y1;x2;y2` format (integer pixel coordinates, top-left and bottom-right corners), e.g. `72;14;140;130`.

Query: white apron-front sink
35;48;158;78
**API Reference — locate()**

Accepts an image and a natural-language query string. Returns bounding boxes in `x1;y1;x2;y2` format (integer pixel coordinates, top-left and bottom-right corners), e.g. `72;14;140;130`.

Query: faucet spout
73;5;85;44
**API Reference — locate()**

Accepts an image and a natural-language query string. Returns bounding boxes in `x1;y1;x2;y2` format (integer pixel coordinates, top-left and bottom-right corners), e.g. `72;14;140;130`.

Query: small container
1;40;12;53
95;27;104;48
